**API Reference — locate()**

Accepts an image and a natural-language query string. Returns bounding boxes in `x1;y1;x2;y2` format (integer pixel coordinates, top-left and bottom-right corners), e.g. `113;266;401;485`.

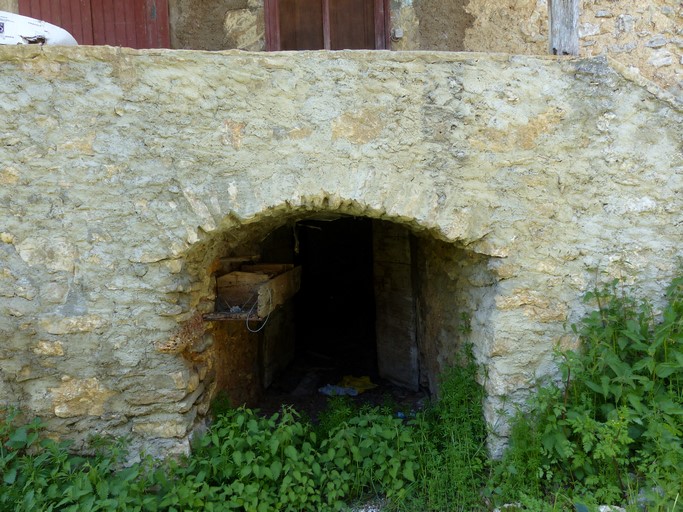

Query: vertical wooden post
548;0;579;56
264;0;280;51
321;0;330;49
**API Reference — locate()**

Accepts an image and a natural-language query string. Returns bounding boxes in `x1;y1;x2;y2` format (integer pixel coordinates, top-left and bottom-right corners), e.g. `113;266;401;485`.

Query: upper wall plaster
2;0;680;102
164;0;682;103
0;46;681;456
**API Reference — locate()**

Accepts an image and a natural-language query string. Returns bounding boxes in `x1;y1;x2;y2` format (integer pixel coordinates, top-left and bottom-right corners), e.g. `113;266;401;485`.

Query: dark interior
256;216;424;416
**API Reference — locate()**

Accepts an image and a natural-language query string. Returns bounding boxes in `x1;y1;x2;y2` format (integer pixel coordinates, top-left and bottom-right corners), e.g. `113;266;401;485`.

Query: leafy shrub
1;402;420;511
492;276;683;510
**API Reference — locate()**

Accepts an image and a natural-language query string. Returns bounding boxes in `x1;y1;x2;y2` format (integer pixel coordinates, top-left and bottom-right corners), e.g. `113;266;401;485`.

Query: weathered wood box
205;264;301;321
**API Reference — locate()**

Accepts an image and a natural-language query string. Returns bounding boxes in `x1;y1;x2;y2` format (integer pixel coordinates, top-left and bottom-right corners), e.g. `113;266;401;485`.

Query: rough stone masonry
0;46;681;457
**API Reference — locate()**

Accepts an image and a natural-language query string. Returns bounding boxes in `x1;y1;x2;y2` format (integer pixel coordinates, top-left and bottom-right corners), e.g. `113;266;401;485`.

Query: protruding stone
648;49;673;67
40;315;106;335
16;237;77;273
50;377;116;418
645;35;667;48
33;341;65;356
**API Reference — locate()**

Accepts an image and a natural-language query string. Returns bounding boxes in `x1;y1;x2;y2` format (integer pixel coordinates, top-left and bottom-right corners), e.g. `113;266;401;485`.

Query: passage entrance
210;215;422;411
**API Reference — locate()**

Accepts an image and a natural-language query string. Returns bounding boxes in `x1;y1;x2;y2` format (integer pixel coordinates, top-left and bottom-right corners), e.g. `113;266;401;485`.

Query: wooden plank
17;0;31;17
257;266;301;318
203;311;253;321
154;0;170;48
217;271;271;288
549;0;579;56
264;0;280;50
322;0;330;49
240;263;293;276
374;0;385;50
39;0;50;23
143;0;156;48
76;0;93;44
329;0;374;50
90;0;106;44
112;0;127;46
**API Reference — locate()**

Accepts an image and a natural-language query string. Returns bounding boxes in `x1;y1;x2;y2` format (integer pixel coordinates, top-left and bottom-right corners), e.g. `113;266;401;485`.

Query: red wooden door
18;0;169;49
266;0;389;51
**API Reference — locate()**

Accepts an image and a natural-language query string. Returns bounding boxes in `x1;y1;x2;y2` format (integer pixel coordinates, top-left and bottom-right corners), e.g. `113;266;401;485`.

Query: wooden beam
548;0;579;56
322;0;330;50
264;0;280;51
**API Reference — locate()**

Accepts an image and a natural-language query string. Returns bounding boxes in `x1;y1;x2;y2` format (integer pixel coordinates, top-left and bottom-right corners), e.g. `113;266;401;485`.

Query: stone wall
0;46;681;457
3;1;681;101
0;0;16;12
579;0;682;101
169;0;265;51
163;0;682;102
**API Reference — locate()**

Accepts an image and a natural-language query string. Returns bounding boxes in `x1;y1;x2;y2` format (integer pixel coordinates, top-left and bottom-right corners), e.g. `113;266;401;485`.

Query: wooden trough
204;264;301;321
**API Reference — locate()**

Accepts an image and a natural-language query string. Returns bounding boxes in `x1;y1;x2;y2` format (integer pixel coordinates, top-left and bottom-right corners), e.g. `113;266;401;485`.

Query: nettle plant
493;275;683;510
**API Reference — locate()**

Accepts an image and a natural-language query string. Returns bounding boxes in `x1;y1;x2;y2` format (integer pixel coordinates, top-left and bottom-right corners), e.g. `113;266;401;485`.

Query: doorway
214;215;423;415
265;0;390;50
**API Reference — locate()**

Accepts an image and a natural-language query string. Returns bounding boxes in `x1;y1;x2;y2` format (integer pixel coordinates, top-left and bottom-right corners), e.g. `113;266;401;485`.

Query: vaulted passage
202;213;494;417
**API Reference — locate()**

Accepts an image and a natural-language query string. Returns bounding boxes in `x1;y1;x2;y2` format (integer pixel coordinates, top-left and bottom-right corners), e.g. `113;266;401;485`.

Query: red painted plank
112;0;127;46
132;0;147;48
264;0;281;51
17;1;32;18
39;0;51;23
103;0;117;45
155;0;170;48
374;0;385;49
146;0;157;48
384;0;391;49
90;0;106;45
78;0;94;44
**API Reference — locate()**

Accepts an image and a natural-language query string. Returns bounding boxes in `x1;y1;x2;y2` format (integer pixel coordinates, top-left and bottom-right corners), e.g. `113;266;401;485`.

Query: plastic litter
318;375;378;397
338;375;377;394
318;384;358;397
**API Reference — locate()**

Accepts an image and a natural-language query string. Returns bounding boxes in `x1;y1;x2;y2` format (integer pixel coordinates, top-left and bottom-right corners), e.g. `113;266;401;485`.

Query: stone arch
166;195;498;440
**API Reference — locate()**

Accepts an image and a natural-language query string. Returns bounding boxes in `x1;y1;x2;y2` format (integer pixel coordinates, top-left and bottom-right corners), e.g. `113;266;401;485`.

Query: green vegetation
489;276;683;511
1;276;681;511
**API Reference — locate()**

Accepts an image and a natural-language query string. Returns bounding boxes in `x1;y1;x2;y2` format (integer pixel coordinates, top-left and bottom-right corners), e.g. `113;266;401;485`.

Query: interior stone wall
0;0;17;12
0;46;681;457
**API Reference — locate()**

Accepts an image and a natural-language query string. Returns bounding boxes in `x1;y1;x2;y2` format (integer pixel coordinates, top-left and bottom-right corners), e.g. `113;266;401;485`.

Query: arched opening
194;209;495;420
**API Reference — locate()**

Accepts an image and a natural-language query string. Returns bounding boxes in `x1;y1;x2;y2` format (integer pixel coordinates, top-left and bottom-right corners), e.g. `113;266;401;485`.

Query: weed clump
490;276;683;511
2;275;681;511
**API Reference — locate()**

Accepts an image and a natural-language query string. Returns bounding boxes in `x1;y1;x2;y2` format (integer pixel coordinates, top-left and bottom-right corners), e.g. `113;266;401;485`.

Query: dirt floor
255;352;429;422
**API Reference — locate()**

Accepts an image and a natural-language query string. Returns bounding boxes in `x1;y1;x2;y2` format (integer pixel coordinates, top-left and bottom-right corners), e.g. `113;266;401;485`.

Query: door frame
264;0;390;51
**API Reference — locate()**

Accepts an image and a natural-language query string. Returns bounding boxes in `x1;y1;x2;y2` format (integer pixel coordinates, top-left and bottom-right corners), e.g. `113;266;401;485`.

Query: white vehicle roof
0;11;78;45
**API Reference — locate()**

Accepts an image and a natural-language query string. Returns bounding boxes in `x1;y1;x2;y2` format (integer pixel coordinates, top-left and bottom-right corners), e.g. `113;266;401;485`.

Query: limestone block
332;109;383;144
132;410;196;438
50;377;116;418
223;9;263;51
132;421;188;438
40;282;69;304
39;314;106;335
649;49;673;67
0;166;19;185
16;236;77;273
33;341;65;356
